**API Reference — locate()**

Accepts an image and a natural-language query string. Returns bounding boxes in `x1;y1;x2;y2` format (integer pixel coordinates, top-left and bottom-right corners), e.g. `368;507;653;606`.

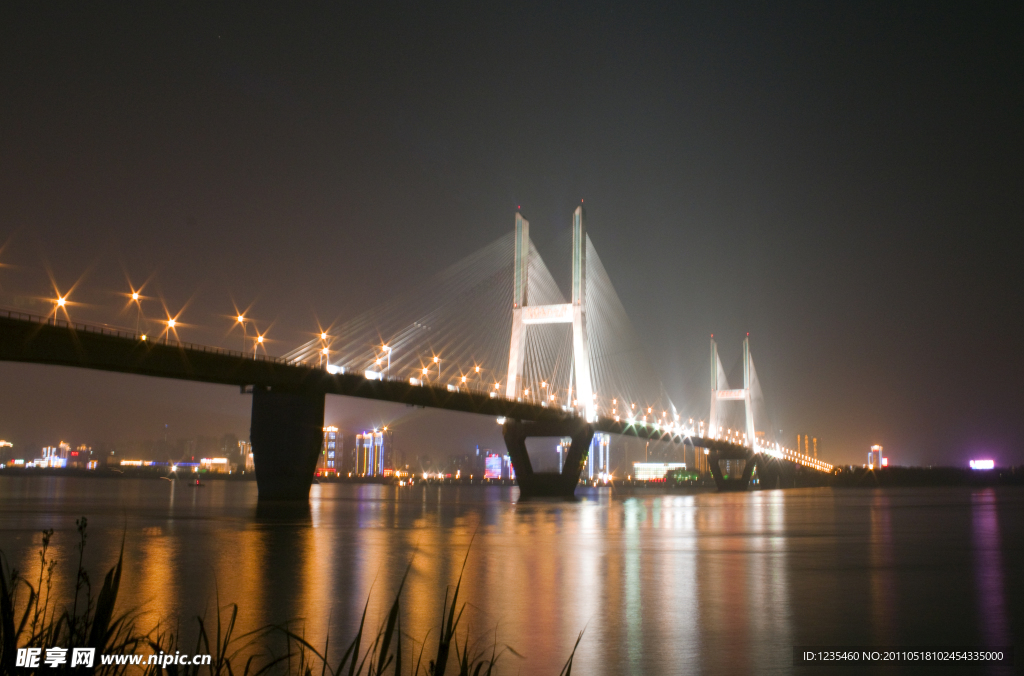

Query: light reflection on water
0;477;1021;674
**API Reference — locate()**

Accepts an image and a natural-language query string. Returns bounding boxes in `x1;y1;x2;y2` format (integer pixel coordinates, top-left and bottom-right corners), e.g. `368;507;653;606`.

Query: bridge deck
0;312;752;453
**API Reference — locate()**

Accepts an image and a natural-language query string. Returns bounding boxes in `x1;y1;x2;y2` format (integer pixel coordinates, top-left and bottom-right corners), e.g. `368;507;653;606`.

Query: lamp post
53;295;68;321
237;315;246;354
166;318;176;345
131;292;142;335
255;334;264;359
382;345;392;379
433;356;440;378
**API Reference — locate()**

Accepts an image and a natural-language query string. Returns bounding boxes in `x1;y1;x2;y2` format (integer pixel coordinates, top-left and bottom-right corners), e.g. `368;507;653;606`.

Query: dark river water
0;477;1020;674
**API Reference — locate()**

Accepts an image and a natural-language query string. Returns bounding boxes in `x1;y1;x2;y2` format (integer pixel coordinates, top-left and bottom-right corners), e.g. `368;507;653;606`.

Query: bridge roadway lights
502;418;595;499
250;386;326;500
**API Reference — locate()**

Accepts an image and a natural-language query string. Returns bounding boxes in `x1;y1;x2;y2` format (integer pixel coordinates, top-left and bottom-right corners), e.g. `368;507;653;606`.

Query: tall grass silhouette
1;520;583;675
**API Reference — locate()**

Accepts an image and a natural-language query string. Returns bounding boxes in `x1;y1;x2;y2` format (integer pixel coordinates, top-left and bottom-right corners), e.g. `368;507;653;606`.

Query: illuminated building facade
40;445;65;468
320;426;340;475
355;431;386;476
238;440;254;472
868;444;884;469
484;453;502;479
632;462;687;481
200;457;230;473
67;444;91;468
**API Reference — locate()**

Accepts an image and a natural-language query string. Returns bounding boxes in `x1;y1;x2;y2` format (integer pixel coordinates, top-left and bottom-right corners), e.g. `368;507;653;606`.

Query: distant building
200;457;231;473
239;440;254;472
632;462;687;481
67;444;91;469
319;426;340;475
39;445;64;468
484;453;502;479
868;445;883;469
355;431;385;476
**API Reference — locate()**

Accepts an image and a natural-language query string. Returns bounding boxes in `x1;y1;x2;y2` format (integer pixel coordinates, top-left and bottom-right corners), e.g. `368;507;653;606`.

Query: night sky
1;2;1021;467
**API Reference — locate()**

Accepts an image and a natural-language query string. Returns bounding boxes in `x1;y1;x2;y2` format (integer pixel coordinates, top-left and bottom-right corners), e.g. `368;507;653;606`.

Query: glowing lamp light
422;368;429;375
167;319;176;328
475;366;480;373
56;297;66;307
461;376;467;383
322;348;329;355
433;356;439;363
237;315;245;323
132;292;140;300
881;458;888;467
321;332;328;340
257;335;264;343
970;459;995;470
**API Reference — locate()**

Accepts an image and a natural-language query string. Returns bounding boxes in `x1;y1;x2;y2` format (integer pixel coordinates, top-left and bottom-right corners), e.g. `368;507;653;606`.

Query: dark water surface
1;477;1021;674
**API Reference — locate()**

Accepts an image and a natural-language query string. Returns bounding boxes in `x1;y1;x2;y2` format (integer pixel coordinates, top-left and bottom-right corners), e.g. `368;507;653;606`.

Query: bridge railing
0;307;295;366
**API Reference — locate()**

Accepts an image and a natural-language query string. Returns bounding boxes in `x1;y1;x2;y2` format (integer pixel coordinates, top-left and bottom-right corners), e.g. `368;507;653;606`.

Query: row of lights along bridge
42;283;831;471
46;286;689;428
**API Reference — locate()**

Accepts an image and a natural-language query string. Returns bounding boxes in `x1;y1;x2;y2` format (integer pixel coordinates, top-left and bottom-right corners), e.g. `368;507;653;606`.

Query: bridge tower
503;207;596;498
706;336;758;491
505;207;595;421
708;336;756;446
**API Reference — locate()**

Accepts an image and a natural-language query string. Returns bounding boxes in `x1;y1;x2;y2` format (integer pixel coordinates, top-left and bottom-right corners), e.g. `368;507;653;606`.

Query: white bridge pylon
708;336;756;447
505;207;596;421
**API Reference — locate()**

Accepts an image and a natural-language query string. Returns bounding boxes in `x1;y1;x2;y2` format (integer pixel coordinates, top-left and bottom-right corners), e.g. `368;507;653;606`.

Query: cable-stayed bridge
0;207;833;500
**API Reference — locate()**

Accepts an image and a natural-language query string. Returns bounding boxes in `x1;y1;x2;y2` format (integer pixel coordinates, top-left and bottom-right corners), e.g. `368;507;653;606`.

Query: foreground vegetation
1;519;582;675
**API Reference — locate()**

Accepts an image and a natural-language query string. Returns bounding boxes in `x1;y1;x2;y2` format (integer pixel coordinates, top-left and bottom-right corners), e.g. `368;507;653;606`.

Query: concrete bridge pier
502;418;594;499
707;447;757;491
250;386;326;500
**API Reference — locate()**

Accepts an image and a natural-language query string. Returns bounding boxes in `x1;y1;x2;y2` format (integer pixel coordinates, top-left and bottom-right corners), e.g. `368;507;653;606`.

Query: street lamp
254;334;264;359
433;355;440;378
237;315;246;353
165;318;176;345
52;295;68;320
130;292;143;335
382;345;392;379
